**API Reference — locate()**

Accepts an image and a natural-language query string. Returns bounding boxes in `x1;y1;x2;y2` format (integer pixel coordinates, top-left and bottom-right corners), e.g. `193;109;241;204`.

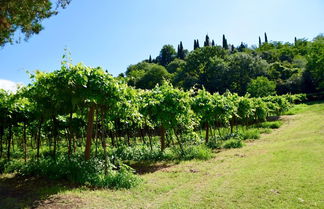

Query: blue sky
0;0;324;89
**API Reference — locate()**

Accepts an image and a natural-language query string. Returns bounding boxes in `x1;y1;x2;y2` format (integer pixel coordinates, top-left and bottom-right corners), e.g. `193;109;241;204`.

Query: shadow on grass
306;100;324;105
131;162;176;175
266;116;280;121
0;174;81;209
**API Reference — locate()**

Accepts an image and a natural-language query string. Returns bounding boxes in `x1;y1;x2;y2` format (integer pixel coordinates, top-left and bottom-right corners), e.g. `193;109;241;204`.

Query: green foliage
122;34;324;95
204;57;229;93
110;144;212;162
239;128;261;140
283;103;309;115
0;159;7;173
256;121;283;129
206;136;222;149
0;0;71;46
259;128;272;134
247;76;276;97
3;156;141;189
157;45;177;66
126;62;171;89
226;53;269;95
112;145;165;162
136;64;171;89
222;139;244;149
181;46;227;90
167;58;186;74
169;145;212;161
306;35;324;91
141;81;197;132
0;58;305;191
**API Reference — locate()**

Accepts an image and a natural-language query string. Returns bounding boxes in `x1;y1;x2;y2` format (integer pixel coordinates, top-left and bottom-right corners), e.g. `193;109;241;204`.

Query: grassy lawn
1;102;323;209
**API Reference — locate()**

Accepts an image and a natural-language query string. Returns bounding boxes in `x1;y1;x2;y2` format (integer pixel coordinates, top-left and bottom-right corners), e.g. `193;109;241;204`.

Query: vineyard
0;62;306;189
1;1;323;208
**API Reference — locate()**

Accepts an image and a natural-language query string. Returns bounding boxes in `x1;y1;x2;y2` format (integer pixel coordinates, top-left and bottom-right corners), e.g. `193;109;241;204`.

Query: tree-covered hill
124;33;324;95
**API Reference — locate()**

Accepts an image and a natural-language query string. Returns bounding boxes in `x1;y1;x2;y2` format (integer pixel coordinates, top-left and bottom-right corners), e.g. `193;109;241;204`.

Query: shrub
220;133;243;141
111;145;165;162
168;145;212;160
3;159;25;174
256;121;283;129
239;128;261;140
259;128;272;134
3;155;141;189
206;136;222;149
0;159;8;174
96;164;142;189
110;143;212;162
222;139;244;149
183;145;212;160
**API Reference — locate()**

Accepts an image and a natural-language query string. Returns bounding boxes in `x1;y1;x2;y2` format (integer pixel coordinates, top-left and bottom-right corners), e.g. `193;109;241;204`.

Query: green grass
240;128;261;139
221;138;244;148
256;121;283;129
284;103;309;115
1;102;324;209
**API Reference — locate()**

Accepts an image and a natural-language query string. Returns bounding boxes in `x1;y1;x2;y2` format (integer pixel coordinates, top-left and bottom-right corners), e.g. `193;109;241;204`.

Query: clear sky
0;0;323;90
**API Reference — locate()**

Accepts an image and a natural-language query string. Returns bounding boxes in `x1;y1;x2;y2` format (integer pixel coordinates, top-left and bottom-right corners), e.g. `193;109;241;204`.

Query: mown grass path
1;102;324;209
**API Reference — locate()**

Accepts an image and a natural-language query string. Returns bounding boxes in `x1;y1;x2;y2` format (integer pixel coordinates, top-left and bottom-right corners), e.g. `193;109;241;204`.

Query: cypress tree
177;44;180;57
238;42;246;52
222;34;228;49
194;40;197;50
264;32;268;43
181;41;184;58
148;55;152;63
177;41;185;59
294;37;297;46
204;35;210;47
196;39;200;48
211;40;215;46
259;36;262;47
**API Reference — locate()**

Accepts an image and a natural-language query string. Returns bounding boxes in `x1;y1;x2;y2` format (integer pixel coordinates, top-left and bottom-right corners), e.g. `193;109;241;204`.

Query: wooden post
160;126;166;151
85;105;95;161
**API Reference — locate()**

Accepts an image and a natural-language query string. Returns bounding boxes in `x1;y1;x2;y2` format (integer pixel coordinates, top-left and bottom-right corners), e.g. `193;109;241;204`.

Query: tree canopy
0;0;71;46
123;33;324;96
247;76;276;97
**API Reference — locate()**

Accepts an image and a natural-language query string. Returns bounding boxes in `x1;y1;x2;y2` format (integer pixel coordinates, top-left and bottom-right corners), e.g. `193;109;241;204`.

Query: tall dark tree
211;40;215;46
294;37;297;46
259;36;262;47
148;55;152;63
264;32;268;43
238;42;247;52
231;45;235;52
177;41;185;59
204;35;210;47
222;34;228;49
194;39;200;50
